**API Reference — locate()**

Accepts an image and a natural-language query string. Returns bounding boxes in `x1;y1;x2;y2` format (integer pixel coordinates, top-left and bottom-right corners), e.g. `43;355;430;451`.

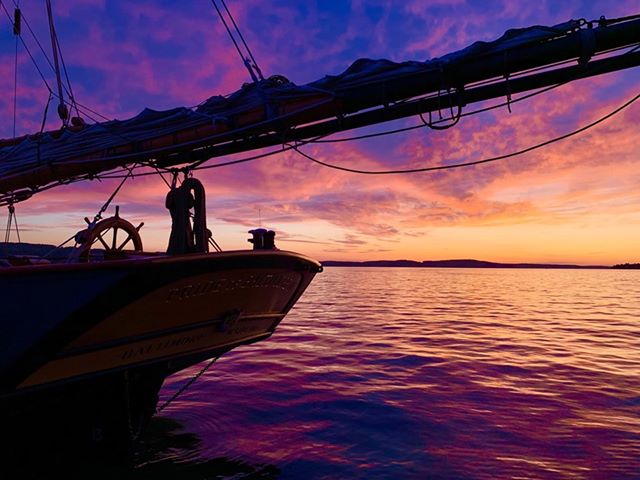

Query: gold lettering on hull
165;273;298;303
120;333;205;361
19;316;277;389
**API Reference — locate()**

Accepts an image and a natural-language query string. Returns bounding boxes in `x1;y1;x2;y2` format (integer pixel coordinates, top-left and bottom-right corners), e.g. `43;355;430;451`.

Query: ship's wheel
74;208;144;261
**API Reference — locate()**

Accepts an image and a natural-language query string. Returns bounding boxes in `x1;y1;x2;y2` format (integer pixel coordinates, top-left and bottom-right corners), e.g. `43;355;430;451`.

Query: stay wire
13;15;18;138
39;91;52;133
9;2;82;121
45;0;68;125
95;133;327;180
11;0;54;72
290;91;640;175
0;2;53;93
92;167;134;223
12;206;21;243
157;356;220;413
309;41;640;145
310;81;562;144
55;33;80;118
210;0;258;83
43;232;77;258
4;204;21;243
220;0;264;80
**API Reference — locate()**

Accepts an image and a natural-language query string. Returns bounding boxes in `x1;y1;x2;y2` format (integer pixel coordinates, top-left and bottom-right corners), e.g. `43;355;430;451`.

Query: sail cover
1;17;639;204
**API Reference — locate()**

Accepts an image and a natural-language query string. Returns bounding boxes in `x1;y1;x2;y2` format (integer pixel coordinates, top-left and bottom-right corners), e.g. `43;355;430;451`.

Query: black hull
0;249;321;456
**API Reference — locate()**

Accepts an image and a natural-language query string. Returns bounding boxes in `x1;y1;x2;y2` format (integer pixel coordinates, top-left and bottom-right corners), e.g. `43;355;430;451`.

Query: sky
0;0;639;265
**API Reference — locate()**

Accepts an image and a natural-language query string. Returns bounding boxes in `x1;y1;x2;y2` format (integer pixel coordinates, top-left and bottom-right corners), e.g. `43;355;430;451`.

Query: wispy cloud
1;1;639;263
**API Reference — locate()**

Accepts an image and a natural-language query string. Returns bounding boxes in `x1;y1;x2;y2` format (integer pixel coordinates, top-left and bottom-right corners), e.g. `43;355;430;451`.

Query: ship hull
0;250;320;452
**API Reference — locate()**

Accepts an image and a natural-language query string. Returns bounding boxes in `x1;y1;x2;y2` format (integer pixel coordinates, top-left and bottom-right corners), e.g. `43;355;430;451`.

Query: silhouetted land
0;243;630;269
0;242;74;261
322;259;611;269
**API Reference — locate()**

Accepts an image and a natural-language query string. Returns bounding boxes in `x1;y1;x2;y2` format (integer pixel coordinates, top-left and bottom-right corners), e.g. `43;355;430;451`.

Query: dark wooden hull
0;250;320;453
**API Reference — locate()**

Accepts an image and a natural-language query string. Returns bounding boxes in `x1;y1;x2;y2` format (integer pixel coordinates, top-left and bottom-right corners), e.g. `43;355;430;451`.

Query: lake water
136;267;638;479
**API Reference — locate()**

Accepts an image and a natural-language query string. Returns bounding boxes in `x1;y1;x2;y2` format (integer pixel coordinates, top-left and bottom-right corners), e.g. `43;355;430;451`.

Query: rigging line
4;206;12;243
187;133;327;171
96;136;325;180
92;168;134;223
42;232;76;258
154;166;172;188
157;355;220;413
604;14;640;25
13;15;18;138
0;2;53;93
290;90;640;175
310;42;640;145
8;1;102;120
220;0;264;80
45;0;67;123
310;82;564;144
10;0;55;71
210;0;258;83
102;145;299;177
11;2;81;115
39;91;52;133
54;33;79;118
12;205;20;243
4;204;21;243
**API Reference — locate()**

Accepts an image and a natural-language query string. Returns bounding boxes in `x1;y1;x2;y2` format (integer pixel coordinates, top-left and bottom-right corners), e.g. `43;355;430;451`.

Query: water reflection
155;268;639;479
6;268;640;478
6;417;279;479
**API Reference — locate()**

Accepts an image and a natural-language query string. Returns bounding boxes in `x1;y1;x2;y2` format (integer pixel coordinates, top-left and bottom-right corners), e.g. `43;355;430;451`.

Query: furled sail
1;16;639;205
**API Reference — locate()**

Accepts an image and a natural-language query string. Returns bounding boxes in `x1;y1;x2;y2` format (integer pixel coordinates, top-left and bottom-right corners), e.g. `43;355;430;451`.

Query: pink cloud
2;1;639;263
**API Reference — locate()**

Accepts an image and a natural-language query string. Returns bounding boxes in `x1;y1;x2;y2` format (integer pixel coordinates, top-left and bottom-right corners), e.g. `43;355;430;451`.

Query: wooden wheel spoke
117;234;133;251
96;229;111;250
111;227;118;250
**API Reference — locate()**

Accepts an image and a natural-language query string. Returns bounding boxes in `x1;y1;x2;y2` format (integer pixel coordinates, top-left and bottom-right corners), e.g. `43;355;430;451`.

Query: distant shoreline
322;259;638;269
1;243;637;269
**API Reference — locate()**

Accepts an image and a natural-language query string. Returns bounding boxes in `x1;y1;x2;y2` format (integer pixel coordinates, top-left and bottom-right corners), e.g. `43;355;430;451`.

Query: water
139;268;638;478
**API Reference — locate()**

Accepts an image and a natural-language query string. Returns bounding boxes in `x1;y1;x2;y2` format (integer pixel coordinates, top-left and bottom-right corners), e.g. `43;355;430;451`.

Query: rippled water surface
144;268;639;479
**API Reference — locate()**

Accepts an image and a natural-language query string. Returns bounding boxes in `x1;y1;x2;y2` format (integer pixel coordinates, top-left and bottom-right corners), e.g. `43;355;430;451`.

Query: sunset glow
1;0;639;264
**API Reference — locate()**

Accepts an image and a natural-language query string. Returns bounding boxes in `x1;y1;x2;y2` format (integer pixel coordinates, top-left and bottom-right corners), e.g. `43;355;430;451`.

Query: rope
42;232;77;258
10;0;55;73
310;42;640;145
290;90;640;175
55;33;80;118
156;356;220;413
52;77;640;182
310;82;561;144
220;0;264;80
45;0;68;124
4;207;12;243
91;168;133;223
4;204;21;243
12;5;19;138
210;0;260;83
0;2;53;94
39;91;53;134
7;1;85;123
12;205;20;243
